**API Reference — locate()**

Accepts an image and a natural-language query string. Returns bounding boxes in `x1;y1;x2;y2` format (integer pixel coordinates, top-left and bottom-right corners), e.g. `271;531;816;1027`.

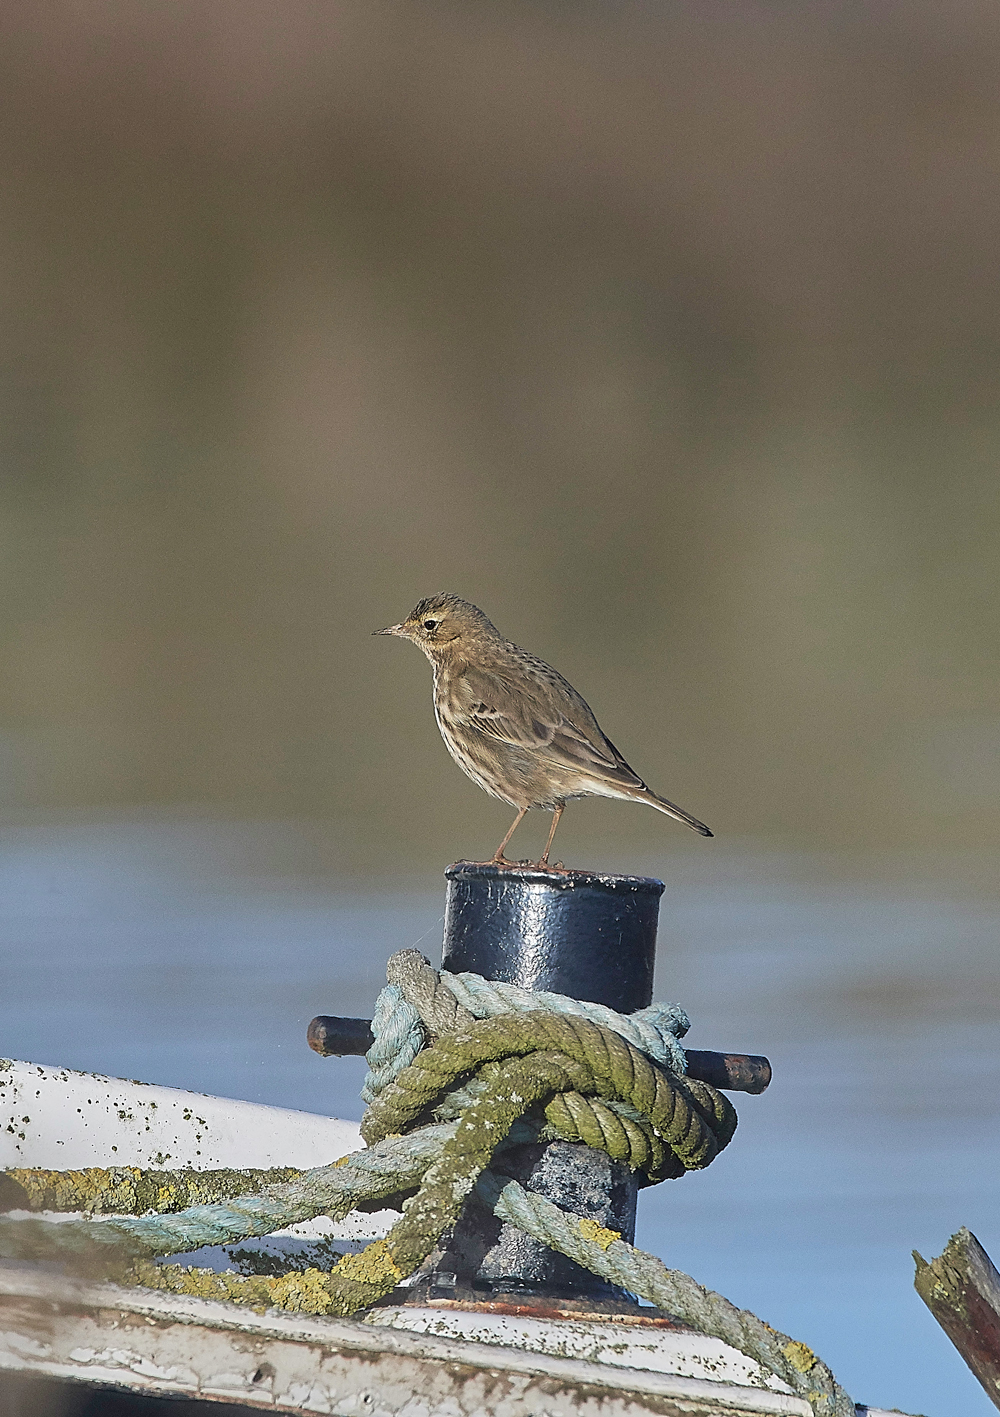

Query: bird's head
373;594;496;657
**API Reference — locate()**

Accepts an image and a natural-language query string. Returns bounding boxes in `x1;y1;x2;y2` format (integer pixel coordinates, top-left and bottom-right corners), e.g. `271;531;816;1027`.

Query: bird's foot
492;854;558;870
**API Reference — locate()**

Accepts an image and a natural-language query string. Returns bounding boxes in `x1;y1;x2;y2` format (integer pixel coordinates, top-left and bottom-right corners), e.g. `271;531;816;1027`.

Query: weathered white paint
0;1262;816;1417
366;1304;794;1393
0;1057;361;1171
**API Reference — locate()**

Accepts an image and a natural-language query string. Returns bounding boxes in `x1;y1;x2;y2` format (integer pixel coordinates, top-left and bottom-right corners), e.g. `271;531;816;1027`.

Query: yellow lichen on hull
2;1165;301;1215
130;1260;280;1313
4;1166;144;1214
128;1239;408;1319
131;1261;349;1316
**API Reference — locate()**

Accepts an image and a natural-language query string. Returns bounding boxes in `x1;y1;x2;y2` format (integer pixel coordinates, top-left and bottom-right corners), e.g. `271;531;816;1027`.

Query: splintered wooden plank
914;1227;1000;1411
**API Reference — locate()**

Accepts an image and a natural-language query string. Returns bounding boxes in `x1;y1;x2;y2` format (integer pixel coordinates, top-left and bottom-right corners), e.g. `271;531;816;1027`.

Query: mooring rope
0;950;853;1416
0;1124;466;1264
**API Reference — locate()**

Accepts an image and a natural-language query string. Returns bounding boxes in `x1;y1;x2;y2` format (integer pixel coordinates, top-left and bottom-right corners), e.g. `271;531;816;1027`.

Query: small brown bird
374;594;712;867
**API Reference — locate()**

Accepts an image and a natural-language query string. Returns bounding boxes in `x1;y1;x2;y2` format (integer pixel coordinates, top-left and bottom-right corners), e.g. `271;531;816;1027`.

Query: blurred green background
0;0;998;870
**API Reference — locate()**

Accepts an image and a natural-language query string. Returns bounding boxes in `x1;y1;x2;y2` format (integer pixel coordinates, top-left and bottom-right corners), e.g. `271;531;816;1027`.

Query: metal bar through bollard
307;1021;771;1095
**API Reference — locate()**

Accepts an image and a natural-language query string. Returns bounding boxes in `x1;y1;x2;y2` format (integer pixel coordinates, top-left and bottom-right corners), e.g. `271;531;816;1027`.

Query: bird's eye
423;619;438;631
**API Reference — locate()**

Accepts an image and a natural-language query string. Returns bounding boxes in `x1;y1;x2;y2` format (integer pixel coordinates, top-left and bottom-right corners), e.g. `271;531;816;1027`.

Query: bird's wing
450;660;647;789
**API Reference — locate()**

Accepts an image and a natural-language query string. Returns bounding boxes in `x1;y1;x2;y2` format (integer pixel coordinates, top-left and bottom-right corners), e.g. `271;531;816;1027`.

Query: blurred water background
2;3;1000;1413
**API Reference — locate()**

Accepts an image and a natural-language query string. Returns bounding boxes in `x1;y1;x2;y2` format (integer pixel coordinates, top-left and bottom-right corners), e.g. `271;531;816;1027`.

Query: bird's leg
492;807;528;864
537;804;564;868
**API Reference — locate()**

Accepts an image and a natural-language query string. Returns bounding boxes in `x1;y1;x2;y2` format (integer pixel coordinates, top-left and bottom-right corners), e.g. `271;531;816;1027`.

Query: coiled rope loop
362;1011;733;1169
361;948;690;1105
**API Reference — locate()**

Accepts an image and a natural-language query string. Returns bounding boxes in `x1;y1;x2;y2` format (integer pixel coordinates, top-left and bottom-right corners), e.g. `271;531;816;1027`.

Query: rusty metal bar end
308;1015;375;1057
683;1049;771;1095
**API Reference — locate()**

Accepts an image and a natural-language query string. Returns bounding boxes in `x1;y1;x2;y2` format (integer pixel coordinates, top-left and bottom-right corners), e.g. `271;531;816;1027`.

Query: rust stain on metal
421;1295;690;1329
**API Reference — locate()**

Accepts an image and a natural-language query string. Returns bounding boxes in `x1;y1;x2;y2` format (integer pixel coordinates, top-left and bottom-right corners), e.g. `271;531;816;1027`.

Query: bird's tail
643;789;713;837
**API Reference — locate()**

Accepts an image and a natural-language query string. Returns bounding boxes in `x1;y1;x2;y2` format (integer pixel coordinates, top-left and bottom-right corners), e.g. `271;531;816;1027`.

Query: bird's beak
373;623;405;637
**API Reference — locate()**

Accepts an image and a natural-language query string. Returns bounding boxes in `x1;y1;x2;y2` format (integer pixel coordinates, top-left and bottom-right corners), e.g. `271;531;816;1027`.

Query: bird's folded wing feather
449;662;647;789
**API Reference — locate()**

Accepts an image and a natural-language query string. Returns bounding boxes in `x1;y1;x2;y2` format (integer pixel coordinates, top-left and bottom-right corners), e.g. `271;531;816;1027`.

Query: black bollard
437;861;664;1301
441;863;660;1010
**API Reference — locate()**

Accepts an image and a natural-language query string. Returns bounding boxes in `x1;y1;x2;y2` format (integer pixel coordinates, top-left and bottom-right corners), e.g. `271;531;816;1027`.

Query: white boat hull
1;1057;360;1172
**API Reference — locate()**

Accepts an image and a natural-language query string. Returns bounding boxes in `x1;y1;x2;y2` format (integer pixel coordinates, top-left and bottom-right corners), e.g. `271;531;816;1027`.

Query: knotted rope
0;950;853;1416
360;948;691;1105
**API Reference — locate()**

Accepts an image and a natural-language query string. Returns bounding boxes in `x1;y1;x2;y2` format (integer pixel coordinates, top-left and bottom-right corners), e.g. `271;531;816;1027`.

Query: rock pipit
375;594;712;868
